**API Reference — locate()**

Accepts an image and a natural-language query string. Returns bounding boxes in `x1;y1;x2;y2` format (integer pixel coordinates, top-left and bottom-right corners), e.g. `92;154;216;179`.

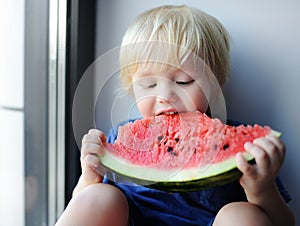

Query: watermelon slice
101;111;279;192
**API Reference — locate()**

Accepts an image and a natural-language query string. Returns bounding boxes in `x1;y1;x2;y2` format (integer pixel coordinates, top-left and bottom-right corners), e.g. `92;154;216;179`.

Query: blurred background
0;0;299;225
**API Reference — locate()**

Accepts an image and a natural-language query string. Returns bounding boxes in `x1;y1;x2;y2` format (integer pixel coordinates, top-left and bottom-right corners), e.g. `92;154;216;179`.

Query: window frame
24;0;50;225
24;0;95;225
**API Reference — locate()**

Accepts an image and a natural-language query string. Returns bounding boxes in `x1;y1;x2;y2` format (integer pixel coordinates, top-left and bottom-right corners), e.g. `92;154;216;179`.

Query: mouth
157;111;178;116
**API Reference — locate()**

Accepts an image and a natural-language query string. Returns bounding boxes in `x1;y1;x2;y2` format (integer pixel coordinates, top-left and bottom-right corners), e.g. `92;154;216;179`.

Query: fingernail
236;152;242;158
244;142;251;148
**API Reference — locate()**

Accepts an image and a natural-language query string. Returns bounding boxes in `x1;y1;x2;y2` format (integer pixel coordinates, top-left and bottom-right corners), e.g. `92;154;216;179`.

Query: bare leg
55;183;129;226
213;202;272;226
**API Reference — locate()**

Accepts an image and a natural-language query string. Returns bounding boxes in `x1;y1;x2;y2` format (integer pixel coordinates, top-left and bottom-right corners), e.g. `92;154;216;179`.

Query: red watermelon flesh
101;111;276;191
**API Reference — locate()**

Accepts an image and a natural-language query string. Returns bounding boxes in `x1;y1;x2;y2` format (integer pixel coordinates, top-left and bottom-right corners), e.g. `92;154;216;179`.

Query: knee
75;183;128;211
213;202;272;226
70;183;129;223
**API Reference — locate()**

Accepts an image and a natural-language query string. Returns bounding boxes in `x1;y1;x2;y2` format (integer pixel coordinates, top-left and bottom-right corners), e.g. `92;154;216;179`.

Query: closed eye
137;81;157;89
176;80;194;86
147;83;157;88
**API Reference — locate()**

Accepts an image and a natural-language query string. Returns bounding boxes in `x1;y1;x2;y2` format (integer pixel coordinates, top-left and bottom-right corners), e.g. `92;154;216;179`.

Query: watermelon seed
175;138;180;142
157;136;163;141
166;146;177;156
167;146;173;152
194;148;197;154
223;143;229;150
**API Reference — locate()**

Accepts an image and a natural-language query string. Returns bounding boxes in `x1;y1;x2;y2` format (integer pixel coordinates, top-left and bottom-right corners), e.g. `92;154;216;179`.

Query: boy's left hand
236;134;286;198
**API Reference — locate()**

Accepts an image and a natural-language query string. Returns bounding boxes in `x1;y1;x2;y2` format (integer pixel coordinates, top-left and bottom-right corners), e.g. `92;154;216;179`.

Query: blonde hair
119;5;231;92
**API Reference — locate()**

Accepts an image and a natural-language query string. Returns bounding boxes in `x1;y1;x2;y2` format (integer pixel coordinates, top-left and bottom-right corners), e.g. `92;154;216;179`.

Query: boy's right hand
73;129;107;195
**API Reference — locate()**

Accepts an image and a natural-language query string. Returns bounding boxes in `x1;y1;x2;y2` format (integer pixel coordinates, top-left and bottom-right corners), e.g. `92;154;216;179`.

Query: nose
156;84;177;103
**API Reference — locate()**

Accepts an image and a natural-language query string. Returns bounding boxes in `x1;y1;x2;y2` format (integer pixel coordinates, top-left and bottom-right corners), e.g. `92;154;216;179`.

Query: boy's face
132;63;211;118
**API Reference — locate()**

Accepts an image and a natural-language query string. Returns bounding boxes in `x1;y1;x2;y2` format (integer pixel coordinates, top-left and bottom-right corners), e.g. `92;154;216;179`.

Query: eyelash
176;80;194;86
141;80;194;89
147;83;157;88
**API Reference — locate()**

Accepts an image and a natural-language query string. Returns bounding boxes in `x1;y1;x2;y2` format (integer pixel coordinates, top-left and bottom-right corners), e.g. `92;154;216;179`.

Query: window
0;0;95;225
0;1;25;225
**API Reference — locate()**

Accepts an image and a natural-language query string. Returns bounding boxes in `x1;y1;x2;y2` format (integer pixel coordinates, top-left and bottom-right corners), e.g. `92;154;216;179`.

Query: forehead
133;61;206;81
134;63;177;76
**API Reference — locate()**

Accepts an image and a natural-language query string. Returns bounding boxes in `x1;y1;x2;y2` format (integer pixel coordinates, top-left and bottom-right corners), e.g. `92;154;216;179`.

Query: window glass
0;110;24;226
0;1;25;225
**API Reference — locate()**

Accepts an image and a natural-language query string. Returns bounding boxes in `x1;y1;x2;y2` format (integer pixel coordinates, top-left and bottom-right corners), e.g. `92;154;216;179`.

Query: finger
266;134;286;160
89;129;106;142
236;152;256;176
244;142;270;171
84;154;100;168
94;164;108;177
81;160;104;183
82;155;107;178
81;143;105;157
253;137;283;166
82;133;102;145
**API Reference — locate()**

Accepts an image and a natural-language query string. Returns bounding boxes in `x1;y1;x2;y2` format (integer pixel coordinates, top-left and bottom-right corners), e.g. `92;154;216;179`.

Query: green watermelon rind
100;152;252;192
100;130;280;192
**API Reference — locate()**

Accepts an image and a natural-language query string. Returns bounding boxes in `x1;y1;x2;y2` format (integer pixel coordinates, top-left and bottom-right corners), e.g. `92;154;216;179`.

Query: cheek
135;97;154;117
183;88;209;113
195;97;209;113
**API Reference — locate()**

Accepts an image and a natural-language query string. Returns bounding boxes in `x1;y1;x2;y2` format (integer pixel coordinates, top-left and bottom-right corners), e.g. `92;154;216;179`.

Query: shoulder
226;119;246;127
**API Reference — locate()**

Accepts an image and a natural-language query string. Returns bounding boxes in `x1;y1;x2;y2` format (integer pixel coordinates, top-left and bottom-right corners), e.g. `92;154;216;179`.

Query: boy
56;5;294;226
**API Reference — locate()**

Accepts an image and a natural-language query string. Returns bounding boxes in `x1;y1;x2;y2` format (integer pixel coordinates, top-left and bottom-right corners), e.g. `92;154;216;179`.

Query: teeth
164;112;178;115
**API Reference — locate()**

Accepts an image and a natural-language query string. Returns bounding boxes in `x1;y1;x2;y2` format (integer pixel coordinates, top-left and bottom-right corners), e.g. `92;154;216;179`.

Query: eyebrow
134;67;182;78
134;71;155;78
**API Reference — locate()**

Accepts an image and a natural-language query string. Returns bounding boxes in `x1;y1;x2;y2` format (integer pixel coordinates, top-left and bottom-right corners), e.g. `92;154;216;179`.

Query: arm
236;134;295;226
73;129;108;196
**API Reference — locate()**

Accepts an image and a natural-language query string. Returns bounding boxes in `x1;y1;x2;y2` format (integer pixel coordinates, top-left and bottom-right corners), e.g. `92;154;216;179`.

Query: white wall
0;0;25;225
95;0;300;223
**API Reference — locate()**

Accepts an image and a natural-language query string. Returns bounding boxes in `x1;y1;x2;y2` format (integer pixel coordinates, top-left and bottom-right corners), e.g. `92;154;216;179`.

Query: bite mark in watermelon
101;111;279;192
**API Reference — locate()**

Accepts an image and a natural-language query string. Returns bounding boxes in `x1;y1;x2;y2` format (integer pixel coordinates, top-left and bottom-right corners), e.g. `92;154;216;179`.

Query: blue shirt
103;119;291;226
